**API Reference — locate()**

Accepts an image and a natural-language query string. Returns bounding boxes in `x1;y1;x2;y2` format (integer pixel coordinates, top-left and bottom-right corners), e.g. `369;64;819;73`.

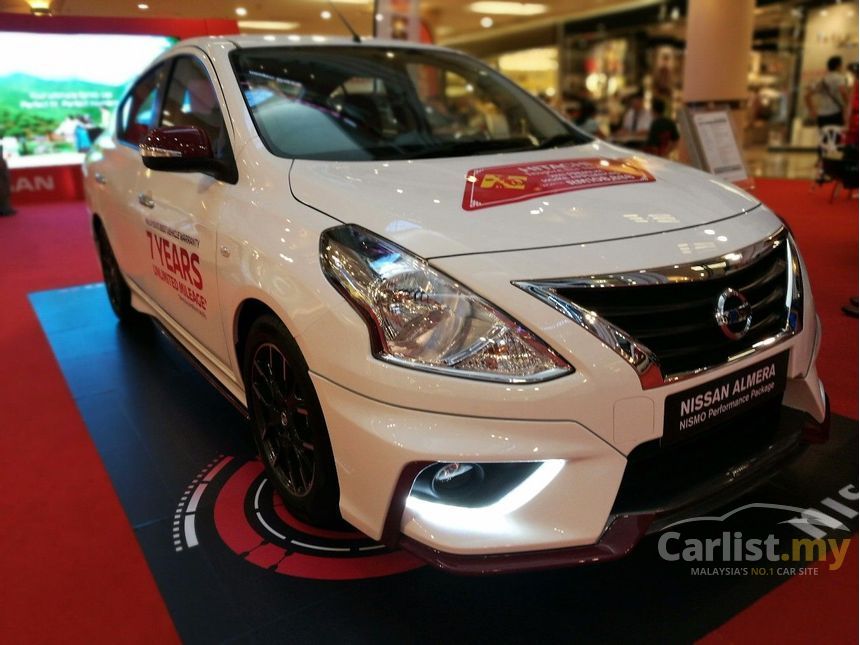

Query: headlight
320;225;571;383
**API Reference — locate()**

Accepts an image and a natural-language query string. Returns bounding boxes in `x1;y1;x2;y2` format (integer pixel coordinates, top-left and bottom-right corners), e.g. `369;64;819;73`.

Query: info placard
663;352;789;445
690;110;748;183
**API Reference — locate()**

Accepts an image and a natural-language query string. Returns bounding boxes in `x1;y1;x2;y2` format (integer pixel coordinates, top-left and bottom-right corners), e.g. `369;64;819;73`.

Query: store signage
462;157;654;210
8;165;84;204
374;0;420;41
11;174;54;193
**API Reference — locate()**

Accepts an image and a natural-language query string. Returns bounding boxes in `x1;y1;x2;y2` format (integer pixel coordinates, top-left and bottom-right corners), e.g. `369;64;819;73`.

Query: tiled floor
744;147;819;180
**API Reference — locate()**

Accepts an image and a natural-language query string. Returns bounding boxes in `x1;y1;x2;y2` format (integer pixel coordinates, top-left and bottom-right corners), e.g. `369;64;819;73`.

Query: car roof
173;34;455;54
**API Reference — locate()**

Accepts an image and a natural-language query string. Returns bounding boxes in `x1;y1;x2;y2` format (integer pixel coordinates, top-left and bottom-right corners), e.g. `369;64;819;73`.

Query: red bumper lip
398;513;654;576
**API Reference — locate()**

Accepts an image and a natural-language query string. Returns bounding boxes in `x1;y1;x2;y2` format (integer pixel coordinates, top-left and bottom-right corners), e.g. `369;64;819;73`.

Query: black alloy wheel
94;223;140;323
243;314;341;526
251;342;316;498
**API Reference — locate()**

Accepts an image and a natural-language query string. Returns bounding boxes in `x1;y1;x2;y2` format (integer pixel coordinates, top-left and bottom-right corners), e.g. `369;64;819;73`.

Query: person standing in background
844;62;859;147
805;55;849;128
618;91;653;139
841;62;858;318
0;144;15;217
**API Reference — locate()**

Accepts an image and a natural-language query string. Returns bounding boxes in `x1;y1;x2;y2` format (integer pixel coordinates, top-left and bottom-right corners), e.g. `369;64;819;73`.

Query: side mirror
140;126;235;182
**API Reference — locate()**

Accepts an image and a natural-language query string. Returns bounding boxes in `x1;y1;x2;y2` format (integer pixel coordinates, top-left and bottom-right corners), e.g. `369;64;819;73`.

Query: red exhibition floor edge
0;178;856;642
0;204;178;643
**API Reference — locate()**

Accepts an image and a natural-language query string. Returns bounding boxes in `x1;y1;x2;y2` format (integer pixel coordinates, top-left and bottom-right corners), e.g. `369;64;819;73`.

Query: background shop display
485;46;559;103
0;32;175;169
453;0;857;161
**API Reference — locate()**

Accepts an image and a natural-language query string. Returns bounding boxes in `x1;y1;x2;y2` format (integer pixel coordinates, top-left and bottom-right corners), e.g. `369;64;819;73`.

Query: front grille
550;238;791;376
611;401;807;525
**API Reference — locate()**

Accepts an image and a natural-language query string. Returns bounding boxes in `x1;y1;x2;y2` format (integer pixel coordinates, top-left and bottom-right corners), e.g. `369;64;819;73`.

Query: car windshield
231;45;591;161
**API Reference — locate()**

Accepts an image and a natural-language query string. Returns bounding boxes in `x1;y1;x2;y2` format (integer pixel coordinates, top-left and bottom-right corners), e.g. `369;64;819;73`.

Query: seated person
645;98;680;157
618;91;652;140
575;100;602;137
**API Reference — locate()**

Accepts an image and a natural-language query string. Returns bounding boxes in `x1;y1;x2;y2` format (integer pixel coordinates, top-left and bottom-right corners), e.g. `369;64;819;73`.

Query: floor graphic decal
173;453;420;579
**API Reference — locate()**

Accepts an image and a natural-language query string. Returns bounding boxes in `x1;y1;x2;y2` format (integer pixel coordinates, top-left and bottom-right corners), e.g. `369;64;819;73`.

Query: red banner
9;165;84;205
462;157;655;211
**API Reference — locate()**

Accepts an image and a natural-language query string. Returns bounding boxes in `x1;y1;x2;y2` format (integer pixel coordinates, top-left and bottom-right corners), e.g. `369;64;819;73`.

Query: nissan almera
83;36;829;574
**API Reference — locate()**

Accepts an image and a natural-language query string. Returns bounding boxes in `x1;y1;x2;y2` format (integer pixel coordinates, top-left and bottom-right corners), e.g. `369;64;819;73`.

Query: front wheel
94;223;141;324
242;314;342;527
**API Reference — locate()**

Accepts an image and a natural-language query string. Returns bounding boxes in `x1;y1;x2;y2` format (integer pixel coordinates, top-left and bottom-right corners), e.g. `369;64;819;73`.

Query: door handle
138;193;155;209
94;172;107;185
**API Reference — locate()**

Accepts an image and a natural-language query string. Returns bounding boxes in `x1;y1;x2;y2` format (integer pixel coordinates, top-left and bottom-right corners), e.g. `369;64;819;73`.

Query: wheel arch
91;212;104;235
232;296;304;381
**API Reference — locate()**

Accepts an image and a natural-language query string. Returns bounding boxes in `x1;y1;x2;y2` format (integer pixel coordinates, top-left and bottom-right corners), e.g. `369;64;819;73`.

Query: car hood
289;140;760;258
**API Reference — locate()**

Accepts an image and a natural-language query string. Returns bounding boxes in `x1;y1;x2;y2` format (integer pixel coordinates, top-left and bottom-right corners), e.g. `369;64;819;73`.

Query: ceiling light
321;10;332;19
468;2;547;16
480;16;494;28
498;47;558;72
238;20;300;31
26;0;52;15
137;3;149;9
235;7;248;17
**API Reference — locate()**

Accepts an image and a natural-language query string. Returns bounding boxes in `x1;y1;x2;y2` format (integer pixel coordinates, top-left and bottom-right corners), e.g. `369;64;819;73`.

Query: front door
135;53;236;365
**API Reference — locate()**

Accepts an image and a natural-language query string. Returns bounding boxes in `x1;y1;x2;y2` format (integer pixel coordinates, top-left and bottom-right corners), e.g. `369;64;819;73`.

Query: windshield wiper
405;137;534;159
533;133;587;150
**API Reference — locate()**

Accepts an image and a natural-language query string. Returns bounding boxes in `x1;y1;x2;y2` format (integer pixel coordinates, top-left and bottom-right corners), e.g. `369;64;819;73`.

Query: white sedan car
84;36;829;574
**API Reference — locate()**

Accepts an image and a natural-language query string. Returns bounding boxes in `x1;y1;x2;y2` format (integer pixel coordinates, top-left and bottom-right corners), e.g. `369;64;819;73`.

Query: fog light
431;463;484;495
405;460;566;532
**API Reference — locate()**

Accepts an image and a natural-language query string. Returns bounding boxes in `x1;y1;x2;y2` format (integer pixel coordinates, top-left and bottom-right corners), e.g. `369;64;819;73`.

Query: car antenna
328;1;362;43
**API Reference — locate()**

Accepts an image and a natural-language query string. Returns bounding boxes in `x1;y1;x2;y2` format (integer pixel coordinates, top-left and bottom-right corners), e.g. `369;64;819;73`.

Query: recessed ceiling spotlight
480;16;494;28
26;0;52;15
468;2;547;16
238;20;300;31
321;10;332;19
137;3;149;9
235;7;248;17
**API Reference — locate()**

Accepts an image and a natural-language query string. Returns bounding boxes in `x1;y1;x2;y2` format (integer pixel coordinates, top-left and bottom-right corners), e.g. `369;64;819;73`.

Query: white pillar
683;0;755;103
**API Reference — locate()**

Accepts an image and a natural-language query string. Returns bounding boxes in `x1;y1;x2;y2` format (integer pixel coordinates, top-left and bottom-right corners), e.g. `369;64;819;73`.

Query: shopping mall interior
0;0;857;643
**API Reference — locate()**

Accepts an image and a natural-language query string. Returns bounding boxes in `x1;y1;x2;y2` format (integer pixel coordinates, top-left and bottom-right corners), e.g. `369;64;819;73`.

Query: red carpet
0;179;854;641
701;540;859;645
749;180;858;419
0;203;179;643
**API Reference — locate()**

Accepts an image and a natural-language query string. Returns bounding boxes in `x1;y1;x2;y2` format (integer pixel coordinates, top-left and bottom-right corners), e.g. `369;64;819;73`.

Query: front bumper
403;399;830;575
311;359;829;574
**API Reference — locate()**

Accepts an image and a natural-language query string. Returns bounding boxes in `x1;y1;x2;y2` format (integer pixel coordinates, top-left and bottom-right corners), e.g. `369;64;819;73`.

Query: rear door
135;53;235;364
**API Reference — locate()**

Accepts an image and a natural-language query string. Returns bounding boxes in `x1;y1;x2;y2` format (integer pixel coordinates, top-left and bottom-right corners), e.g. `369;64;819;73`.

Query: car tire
94;223;142;324
242;314;342;527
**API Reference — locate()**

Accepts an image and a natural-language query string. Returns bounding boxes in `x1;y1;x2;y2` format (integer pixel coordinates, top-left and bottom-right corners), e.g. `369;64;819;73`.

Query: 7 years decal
146;222;207;315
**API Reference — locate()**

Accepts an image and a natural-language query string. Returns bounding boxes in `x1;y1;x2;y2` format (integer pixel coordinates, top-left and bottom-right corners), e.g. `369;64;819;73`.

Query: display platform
30;283;858;643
